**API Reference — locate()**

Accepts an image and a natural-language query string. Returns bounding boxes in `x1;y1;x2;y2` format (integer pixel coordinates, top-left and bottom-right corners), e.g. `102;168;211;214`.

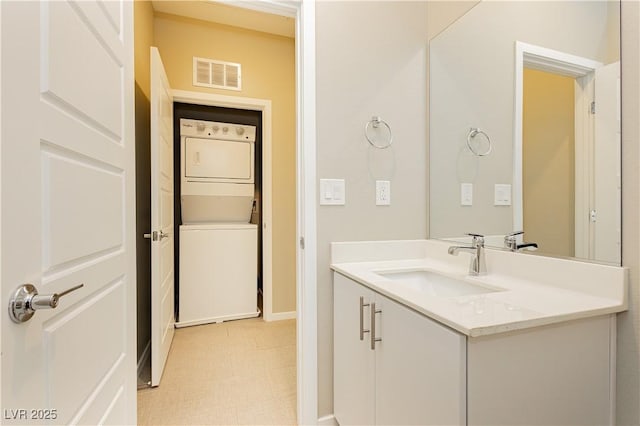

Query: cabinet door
467;315;611;426
334;274;375;425
374;294;466;425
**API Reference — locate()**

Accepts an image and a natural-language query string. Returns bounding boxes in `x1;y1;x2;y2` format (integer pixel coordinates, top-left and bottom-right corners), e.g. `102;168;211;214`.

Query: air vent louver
193;57;242;91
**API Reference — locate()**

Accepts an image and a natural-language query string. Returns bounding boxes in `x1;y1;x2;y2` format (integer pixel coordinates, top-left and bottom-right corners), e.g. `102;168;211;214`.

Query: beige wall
426;1;478;40
152;12;297;313
316;1;430;416
522;69;575;258
133;0;154;360
618;2;640;424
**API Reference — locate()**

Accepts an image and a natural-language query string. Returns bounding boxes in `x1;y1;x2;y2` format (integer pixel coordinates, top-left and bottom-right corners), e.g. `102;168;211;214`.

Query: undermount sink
375;270;501;298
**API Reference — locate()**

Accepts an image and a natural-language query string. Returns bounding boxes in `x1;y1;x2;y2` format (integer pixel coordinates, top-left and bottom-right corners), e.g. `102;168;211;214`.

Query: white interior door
1;1;136;424
594;61;621;264
150;47;175;386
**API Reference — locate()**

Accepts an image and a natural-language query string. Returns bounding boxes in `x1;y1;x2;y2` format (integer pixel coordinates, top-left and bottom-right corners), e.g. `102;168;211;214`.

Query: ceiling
151;1;296;38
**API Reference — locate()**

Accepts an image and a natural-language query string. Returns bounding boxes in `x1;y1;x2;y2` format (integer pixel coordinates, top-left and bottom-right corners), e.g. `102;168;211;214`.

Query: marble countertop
331;240;628;337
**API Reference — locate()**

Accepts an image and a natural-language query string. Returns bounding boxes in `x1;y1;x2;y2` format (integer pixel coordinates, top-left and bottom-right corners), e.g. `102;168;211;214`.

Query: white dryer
180;118;256;223
177;118;260;327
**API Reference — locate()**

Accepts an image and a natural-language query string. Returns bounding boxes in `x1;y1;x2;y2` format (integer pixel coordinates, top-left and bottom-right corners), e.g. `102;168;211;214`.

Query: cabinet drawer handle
359;296;370;341
370;302;382;350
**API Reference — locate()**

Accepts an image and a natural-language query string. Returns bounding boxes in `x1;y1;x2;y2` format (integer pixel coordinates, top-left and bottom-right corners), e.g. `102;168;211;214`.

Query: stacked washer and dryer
177;118;260;328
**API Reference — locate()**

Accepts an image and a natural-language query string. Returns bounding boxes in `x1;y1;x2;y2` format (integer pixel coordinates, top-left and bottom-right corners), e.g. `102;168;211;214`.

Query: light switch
376;180;391;205
494;184;512;206
461;183;473;206
320;179;346;205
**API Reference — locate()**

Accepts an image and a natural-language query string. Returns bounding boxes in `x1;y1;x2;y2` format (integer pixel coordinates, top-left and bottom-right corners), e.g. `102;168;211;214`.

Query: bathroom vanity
331;240;627;425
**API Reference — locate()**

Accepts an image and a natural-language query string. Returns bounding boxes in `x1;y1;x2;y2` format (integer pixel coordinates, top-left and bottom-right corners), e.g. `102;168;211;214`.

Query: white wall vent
193;57;242;91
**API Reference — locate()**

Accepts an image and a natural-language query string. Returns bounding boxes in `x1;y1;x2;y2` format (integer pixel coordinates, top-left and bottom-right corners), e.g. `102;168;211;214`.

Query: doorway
133;0;316;421
522;68;576;258
514;41;621;264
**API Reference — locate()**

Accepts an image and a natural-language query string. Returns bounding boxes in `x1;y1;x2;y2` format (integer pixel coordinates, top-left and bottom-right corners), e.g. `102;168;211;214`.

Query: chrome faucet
448;233;486;276
504;230;538;252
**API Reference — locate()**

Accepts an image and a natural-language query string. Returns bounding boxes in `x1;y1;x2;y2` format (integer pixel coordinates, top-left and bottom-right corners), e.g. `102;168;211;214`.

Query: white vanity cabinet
333;273;466;425
334;272;615;426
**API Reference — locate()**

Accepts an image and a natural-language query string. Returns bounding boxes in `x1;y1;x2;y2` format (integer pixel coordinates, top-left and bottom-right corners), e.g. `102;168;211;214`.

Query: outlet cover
461;183;473;206
376;180;391;205
494;184;512;206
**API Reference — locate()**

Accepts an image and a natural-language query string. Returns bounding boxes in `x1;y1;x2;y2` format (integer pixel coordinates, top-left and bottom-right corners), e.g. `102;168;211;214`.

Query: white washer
177;222;259;327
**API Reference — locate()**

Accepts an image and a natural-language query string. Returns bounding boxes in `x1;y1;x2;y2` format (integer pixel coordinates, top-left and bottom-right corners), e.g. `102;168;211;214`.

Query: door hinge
590;101;596;114
299;236;305;249
590;209;597;223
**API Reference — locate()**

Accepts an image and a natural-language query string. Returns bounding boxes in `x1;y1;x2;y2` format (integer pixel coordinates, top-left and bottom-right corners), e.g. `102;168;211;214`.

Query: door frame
172;90;275;320
513;42;601;254
208;1;318;423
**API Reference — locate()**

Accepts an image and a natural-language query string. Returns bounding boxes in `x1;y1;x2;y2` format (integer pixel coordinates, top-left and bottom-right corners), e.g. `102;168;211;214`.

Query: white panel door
1;1;136;424
594;61;621;264
150;47;175;386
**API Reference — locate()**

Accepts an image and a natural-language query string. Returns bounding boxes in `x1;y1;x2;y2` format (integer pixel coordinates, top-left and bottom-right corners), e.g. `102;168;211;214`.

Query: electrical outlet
461;183;473;206
376;180;391;205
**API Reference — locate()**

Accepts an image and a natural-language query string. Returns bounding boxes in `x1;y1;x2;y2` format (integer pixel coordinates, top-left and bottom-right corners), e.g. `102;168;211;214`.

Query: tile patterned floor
137;318;296;425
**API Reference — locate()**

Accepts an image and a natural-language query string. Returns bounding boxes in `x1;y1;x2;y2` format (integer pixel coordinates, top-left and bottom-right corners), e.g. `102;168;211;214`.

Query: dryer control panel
180;118;256;143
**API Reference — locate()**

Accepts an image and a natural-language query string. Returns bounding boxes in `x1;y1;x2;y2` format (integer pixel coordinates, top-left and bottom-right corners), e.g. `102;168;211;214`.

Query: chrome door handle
9;283;84;323
370;302;382;350
144;231;169;241
359;296;370;341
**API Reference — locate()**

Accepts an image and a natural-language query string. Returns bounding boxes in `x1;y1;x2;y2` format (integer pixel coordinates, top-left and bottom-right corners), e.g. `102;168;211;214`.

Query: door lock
8;283;84;323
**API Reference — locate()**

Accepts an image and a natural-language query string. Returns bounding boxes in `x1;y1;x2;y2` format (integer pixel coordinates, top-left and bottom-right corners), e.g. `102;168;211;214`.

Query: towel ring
466;128;492;156
365;116;393;149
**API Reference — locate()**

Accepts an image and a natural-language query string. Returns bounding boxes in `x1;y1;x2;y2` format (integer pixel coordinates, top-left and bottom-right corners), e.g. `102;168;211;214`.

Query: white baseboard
318;414;337;426
137;340;150;377
264;310;297;322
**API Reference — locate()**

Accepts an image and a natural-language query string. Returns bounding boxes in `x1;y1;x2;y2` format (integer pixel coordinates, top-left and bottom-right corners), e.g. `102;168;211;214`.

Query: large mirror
429;1;621;265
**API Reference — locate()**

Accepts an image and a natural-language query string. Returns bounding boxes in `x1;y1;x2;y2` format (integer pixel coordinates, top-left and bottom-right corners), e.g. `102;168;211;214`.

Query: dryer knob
212;126;219;132
196;123;205;132
222;127;229;133
236;127;245;136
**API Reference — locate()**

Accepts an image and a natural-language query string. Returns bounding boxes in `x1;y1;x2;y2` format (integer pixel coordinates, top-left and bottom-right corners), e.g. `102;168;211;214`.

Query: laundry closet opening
173;103;265;324
134;3;298;393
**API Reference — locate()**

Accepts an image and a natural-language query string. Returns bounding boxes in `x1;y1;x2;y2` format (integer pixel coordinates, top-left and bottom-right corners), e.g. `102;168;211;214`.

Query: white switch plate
461;183;473;206
494;184;512;206
376;180;391;205
320;179;346;205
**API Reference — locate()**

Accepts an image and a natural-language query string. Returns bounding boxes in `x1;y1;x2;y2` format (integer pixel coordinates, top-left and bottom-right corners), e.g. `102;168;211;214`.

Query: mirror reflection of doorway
523;68;576;258
521;60;621;263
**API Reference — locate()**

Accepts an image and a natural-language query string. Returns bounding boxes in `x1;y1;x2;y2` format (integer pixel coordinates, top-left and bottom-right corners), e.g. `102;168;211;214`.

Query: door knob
9;283;84;323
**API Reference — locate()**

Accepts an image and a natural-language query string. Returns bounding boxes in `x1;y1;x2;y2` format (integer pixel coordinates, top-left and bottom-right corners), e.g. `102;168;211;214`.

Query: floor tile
137;318;296;426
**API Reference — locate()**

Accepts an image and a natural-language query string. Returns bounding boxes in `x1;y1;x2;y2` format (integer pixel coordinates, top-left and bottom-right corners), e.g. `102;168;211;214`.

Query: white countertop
331;240;628;337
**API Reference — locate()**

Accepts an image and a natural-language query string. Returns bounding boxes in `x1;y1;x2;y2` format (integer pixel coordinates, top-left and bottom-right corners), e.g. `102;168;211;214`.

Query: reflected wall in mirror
429;0;621;265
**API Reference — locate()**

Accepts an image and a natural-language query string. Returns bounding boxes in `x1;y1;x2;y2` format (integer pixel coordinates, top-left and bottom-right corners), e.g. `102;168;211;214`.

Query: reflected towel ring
365;116;393;149
466;128;492;156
